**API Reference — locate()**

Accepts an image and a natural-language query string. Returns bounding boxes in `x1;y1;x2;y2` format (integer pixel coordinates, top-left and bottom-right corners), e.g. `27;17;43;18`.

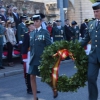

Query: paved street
0;60;100;100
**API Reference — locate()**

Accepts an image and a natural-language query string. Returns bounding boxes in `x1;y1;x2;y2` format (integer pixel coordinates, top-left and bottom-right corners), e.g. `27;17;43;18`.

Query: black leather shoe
27;90;32;94
0;66;5;69
37;90;40;93
37;97;38;100
53;92;58;98
53;90;58;99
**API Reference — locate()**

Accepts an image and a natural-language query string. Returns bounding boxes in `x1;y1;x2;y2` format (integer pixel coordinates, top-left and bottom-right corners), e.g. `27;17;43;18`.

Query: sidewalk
0;59;73;78
0;60;23;78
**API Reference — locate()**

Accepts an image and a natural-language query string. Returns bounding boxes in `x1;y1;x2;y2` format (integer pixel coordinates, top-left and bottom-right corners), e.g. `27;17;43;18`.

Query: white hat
12;7;17;10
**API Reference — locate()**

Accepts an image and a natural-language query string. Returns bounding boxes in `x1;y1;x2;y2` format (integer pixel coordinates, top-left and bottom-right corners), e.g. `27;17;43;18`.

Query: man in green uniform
29;14;51;100
52;20;66;42
17;15;28;63
0;16;4;69
71;21;80;41
81;1;100;100
17;15;28;43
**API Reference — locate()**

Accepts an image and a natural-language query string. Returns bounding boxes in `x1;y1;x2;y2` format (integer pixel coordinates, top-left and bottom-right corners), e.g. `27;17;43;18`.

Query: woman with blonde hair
6;20;16;66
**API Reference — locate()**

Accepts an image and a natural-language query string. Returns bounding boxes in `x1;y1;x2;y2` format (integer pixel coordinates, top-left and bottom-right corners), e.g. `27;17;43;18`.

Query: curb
0;69;23;78
0;59;72;78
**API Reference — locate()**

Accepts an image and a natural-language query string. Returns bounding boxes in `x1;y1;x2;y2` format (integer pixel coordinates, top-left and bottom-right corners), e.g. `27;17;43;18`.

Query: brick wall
67;0;94;25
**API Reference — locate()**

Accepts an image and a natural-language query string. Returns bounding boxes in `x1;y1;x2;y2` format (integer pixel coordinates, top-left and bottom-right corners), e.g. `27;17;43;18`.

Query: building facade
3;0;45;16
32;0;94;24
67;0;94;24
2;0;94;24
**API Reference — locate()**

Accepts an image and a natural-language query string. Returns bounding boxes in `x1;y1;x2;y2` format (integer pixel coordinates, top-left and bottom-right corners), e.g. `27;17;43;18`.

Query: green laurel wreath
39;41;88;92
90;0;97;3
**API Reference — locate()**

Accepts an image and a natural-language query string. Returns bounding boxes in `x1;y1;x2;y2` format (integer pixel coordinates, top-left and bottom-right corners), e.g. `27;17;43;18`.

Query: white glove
19;41;23;44
85;44;91;55
51;37;53;43
23;59;28;63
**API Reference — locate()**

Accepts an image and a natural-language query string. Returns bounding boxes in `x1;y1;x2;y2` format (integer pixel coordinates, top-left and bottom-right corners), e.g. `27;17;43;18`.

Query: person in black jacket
80;19;88;38
22;20;35;94
52;20;66;42
12;7;20;43
64;19;73;41
12;7;20;28
0;8;7;22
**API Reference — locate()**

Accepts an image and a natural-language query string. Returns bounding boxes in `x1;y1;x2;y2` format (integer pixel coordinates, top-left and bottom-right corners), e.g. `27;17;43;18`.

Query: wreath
39;41;88;92
90;0;96;3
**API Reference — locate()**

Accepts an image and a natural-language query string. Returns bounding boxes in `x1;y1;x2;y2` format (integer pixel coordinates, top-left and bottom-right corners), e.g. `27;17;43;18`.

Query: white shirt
13;12;18;18
66;24;69;27
96;19;100;26
22;22;25;26
35;26;42;32
57;26;61;29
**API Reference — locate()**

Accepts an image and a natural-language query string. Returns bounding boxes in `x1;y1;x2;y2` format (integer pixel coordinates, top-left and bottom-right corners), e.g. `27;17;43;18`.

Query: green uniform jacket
0;24;4;45
81;19;100;63
71;26;80;40
17;23;28;42
30;28;52;66
52;26;66;42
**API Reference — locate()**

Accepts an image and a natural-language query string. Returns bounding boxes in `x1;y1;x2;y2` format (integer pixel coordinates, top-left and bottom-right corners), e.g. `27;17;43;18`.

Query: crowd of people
0;4;89;70
0;5;27;69
0;4;90;100
1;1;100;100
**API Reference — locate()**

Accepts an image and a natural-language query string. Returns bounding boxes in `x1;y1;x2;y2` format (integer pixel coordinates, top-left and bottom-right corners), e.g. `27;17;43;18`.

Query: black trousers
25;73;32;91
19;44;23;63
7;42;13;62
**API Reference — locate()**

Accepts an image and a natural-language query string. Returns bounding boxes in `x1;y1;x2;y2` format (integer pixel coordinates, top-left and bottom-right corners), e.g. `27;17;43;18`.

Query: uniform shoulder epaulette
88;18;96;22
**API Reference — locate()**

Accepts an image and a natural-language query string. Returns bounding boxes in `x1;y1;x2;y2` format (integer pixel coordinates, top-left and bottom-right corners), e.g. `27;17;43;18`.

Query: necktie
97;21;100;27
15;13;18;19
36;29;38;33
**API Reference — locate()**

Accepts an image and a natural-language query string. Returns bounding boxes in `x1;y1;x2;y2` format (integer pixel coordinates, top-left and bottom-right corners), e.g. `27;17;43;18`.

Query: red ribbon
52;49;74;90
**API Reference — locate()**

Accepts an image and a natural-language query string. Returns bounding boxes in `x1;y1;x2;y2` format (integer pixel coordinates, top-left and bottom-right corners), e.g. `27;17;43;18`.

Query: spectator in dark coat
0;8;7;22
12;7;20;28
64;19;73;41
80;19;88;38
12;7;20;43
